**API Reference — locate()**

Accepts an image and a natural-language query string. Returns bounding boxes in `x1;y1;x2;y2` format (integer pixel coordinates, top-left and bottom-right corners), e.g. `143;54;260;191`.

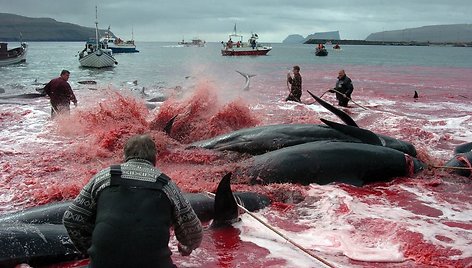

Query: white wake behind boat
78;7;117;68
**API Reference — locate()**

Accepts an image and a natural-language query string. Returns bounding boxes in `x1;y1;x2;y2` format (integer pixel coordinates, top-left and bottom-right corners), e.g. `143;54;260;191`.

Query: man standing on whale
63;134;203;268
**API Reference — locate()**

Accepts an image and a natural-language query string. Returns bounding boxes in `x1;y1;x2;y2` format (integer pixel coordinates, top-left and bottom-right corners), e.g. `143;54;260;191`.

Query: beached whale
189;120;417;157
0;173;270;268
445;142;472;177
0;92;46;99
189;93;417;156
237;140;425;186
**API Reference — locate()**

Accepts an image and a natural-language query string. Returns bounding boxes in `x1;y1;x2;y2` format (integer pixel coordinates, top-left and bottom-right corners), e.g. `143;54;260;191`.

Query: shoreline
304;39;472;47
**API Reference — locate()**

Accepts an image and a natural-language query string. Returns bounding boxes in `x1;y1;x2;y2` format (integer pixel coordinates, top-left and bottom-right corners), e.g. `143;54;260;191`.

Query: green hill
0;13;113;41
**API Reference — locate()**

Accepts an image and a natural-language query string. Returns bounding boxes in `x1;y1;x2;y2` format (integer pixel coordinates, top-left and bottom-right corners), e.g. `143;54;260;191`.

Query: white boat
100;27;139;53
0;42;27;66
178;37;206;47
221;25;272;56
78;7;118;68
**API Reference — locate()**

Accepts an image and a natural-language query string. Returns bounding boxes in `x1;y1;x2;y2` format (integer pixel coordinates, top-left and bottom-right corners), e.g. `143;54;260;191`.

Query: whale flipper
320;118;383;146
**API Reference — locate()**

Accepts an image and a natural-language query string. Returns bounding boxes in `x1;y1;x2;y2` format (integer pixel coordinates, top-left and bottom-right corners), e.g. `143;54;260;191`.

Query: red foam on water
150;83;259;144
2;65;472;267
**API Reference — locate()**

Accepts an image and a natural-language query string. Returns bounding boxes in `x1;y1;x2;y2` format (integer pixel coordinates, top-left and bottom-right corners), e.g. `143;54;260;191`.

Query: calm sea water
1;42;471;96
1;41;472;267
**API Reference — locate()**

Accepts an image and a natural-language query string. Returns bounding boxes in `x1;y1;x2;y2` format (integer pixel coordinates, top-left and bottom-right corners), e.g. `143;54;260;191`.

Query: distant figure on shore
330;69;354;107
43;70;77;118
286;65;302;102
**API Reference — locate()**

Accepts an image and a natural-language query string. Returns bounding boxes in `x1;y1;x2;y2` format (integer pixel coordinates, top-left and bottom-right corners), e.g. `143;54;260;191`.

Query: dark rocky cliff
366;24;472;42
0;13;112;41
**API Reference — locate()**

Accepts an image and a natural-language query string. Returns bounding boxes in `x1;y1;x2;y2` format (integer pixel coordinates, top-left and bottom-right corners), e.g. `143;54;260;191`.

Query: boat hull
221;48;271;56
315;48;328;56
108;45;139;53
0;44;27;67
79;49;117;68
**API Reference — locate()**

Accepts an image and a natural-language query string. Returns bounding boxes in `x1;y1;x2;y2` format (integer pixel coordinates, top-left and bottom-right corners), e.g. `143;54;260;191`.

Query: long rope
429;165;472;171
206;192;336;268
321;88;369;110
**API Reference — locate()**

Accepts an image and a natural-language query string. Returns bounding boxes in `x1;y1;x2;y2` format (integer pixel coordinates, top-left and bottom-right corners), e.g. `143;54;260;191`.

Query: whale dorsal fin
163;114;178;135
211;172;240;228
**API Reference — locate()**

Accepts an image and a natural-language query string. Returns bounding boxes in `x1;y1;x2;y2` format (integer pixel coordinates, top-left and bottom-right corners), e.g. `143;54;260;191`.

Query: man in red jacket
44;70;77;118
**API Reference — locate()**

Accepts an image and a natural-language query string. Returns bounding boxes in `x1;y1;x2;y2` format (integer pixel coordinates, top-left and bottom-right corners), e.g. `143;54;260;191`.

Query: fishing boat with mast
0;42;27;67
100;26;139;53
78;7;118;68
0;33;27;67
221;24;272;56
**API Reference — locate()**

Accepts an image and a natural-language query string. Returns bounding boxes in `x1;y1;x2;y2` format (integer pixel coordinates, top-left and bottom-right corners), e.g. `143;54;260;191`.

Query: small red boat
221;25;272;56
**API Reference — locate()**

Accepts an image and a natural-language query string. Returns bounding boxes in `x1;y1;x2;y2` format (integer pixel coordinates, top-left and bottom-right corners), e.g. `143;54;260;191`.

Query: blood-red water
1;65;472;267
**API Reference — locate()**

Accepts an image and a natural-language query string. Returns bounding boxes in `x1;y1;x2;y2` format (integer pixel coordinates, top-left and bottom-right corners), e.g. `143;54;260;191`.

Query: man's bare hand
178;243;192;256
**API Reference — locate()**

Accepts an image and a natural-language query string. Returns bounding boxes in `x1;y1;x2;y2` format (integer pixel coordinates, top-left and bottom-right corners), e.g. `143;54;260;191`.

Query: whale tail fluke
210;172;240;228
236;70;256;91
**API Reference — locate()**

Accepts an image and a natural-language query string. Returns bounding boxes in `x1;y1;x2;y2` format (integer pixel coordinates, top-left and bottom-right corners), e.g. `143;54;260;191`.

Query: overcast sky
2;0;471;42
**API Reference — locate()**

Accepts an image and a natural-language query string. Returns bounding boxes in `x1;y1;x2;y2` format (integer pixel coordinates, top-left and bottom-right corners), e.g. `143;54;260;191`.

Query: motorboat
333;44;341;50
0;42;27;66
315;45;328;56
100;27;139;53
78;7;118;68
178;38;206;47
221;24;271;56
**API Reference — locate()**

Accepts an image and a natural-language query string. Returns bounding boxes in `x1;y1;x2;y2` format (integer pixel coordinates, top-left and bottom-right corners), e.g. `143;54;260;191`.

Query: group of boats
314;43;341;57
78;7;138;68
1;18;342;68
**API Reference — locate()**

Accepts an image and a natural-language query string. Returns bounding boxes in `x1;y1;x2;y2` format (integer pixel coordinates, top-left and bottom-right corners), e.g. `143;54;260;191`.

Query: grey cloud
1;0;471;42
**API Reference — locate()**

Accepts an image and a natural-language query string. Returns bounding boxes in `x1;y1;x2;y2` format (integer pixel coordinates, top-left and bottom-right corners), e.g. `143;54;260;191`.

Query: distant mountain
282;31;340;44
305;31;340;41
282;34;305;44
366;24;472;42
0;13;113;41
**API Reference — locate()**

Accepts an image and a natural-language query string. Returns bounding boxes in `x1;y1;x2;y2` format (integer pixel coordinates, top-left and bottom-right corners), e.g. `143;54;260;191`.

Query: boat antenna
95;6;99;48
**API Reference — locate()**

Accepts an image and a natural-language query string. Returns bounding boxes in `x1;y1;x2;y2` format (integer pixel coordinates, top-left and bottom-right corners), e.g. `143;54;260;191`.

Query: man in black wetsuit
332;69;354;107
63;134;203;268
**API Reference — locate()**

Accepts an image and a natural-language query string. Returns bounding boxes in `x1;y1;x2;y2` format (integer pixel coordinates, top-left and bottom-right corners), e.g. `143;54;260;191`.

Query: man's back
90;184;174;268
